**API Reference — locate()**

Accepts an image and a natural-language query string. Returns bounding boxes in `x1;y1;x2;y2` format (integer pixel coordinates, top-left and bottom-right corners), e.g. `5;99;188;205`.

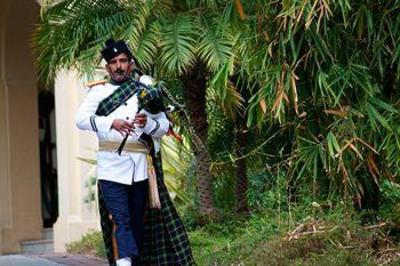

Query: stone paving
0;253;108;266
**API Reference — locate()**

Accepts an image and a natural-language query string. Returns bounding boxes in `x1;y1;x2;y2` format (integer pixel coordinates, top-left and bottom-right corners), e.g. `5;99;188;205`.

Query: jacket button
124;102;128;106
126;117;129;120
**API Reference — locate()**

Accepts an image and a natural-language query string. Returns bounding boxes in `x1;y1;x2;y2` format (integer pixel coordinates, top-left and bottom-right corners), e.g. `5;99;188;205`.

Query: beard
111;69;129;82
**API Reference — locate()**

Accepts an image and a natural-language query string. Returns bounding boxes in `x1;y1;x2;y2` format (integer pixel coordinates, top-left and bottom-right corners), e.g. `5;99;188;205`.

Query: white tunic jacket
75;82;169;185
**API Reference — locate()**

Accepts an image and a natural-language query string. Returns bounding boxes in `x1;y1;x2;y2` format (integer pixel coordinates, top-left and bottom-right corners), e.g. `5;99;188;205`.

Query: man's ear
127;60;135;72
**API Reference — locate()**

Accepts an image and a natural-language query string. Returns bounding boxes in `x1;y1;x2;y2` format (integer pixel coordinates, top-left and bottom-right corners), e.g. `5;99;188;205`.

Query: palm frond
209;57;244;119
133;20;161;70
196;14;236;73
158;15;198;75
33;0;148;84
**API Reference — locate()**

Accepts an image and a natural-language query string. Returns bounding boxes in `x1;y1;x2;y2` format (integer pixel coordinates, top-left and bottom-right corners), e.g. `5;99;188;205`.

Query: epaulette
86;79;107;88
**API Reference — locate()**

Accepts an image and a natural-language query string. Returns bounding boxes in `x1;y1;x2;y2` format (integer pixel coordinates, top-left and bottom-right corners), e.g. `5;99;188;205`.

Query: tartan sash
95;77;162;116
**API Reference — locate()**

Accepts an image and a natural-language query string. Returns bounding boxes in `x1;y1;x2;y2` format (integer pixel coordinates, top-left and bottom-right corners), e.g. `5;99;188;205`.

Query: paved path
0;253;108;266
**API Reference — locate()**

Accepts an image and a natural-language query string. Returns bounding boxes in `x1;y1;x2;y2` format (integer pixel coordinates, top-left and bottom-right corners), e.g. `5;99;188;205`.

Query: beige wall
0;0;42;254
0;0;101;254
53;70;99;252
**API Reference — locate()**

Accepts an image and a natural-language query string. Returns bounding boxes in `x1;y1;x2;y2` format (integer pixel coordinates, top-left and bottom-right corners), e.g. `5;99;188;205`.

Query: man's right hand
111;119;134;137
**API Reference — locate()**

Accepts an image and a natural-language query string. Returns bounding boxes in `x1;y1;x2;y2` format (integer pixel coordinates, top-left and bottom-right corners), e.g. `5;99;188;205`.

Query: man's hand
111;119;134;137
133;113;147;128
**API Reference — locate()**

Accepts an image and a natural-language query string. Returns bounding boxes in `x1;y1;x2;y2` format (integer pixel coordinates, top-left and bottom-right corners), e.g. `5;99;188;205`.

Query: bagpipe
117;69;204;154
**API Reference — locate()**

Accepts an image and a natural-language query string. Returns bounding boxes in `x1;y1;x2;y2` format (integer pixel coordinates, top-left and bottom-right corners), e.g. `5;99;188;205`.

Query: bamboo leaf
327;132;341;159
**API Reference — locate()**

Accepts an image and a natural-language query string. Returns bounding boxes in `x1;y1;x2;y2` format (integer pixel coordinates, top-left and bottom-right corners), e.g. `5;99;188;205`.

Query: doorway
38;89;59;228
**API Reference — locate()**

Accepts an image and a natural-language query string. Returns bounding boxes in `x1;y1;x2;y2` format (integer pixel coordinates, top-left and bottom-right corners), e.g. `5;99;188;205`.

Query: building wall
53;70;99;252
0;0;42;254
0;0;101;254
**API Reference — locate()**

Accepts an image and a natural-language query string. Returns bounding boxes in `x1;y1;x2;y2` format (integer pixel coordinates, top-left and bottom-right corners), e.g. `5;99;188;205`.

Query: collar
110;79;128;86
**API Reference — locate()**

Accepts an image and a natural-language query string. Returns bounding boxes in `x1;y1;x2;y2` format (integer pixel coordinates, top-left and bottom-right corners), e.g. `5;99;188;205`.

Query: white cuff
142;117;160;136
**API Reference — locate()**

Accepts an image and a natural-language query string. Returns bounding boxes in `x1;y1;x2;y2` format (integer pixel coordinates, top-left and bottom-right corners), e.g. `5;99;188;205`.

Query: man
75;39;194;266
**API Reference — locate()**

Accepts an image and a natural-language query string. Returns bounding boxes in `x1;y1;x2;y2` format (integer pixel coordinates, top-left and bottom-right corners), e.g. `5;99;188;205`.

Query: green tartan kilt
98;155;195;266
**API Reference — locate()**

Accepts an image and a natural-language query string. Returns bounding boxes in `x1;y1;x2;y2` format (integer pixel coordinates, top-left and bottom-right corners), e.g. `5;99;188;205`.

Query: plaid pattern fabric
96;78;162;116
140;154;194;265
95;79;194;265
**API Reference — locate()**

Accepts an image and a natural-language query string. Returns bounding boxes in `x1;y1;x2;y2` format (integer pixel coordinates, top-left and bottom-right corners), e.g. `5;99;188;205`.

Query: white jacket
75;81;169;185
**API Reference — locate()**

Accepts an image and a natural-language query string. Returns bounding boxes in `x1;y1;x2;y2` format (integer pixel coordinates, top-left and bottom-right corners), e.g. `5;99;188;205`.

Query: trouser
98;179;148;260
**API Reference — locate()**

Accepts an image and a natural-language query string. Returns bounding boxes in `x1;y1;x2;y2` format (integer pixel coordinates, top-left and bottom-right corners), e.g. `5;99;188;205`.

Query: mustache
115;69;126;75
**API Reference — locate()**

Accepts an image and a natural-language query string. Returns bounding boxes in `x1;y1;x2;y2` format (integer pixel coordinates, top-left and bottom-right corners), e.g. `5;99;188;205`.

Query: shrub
65;230;106;259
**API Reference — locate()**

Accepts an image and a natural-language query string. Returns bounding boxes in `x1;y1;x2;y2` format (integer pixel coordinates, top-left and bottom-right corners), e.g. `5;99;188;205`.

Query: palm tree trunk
181;65;216;216
235;125;249;214
232;76;249;215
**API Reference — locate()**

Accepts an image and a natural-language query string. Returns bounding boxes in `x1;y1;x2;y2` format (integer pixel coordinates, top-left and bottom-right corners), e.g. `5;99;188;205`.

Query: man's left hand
134;113;147;128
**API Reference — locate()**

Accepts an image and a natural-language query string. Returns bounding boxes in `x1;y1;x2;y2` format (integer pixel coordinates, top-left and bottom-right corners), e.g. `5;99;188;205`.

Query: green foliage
237;0;400;207
253;234;374;266
34;0;400;222
66;230;106;258
158;15;197;75
379;180;400;224
160;136;194;204
33;0;140;84
66;205;399;265
188;204;399;265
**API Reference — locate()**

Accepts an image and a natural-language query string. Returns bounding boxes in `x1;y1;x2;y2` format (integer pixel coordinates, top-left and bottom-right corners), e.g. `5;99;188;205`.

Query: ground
0;253;107;266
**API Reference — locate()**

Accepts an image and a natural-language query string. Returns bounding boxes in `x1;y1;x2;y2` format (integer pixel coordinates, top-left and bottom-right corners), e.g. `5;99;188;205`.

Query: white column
53;70;100;252
0;77;12;255
0;0;13;250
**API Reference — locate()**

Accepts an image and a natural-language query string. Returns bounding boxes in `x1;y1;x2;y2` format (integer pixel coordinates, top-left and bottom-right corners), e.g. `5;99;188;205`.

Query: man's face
106;53;134;82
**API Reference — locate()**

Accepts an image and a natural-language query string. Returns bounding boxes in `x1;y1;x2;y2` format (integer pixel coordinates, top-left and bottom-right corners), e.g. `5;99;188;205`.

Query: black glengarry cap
101;38;134;62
